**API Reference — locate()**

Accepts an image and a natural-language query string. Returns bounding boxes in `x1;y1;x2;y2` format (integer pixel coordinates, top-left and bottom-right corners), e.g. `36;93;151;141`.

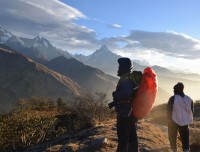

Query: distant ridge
45;56;118;100
0;48;80;110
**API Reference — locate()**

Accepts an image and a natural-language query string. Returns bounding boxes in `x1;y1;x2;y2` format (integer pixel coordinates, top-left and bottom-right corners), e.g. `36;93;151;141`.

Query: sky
1;0;200;74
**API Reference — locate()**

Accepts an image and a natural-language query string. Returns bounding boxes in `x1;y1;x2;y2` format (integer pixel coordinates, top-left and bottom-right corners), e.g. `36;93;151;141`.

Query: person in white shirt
167;82;194;152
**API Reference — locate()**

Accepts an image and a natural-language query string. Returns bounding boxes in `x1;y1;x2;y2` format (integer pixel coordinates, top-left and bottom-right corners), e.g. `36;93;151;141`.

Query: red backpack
132;67;158;119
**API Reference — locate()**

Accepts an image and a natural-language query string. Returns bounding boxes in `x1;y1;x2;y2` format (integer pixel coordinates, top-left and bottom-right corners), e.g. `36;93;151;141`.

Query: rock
139;145;151;152
65;143;79;152
111;127;117;131
91;137;109;148
45;145;64;152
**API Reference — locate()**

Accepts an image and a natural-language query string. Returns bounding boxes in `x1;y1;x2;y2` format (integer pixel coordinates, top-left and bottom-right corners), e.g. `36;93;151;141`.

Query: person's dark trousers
168;120;190;151
117;116;138;152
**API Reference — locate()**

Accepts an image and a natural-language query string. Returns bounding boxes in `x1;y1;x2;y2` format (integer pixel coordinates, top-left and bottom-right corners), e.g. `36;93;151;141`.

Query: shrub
194;100;200;117
194;100;200;107
0;92;113;151
55;92;114;131
15;97;55;111
72;92;113;123
0;110;58;152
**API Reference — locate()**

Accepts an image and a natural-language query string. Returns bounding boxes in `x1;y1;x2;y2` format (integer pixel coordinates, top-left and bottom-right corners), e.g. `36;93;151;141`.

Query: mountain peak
33;36;51;48
0;27;7;32
100;44;109;50
93;45;112;56
0;27;13;44
34;35;47;42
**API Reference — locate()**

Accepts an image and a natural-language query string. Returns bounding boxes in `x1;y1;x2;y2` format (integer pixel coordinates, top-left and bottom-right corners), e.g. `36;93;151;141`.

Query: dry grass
26;119;174;152
24;117;200;152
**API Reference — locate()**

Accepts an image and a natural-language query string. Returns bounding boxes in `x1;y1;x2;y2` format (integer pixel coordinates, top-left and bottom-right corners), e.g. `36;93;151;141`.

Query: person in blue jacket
112;57;139;152
167;82;194;152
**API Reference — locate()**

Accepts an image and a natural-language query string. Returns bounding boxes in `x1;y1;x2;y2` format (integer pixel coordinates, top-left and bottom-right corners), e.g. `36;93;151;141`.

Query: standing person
110;57;140;152
167;82;194;152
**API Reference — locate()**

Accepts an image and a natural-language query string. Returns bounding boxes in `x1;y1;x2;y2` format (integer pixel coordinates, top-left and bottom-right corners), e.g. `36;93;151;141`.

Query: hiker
110;57;139;152
167;82;194;152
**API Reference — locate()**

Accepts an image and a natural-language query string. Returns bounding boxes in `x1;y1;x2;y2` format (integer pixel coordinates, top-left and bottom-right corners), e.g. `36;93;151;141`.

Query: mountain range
1;26;200;110
0;27;71;61
0;27;121;110
74;45;146;75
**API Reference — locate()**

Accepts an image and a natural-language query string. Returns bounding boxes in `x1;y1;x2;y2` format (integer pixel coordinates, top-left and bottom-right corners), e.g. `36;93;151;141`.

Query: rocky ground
25;119;172;152
25;118;200;152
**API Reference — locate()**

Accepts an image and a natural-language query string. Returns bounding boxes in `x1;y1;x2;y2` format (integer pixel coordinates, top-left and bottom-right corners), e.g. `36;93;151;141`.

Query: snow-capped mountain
33;36;52;48
0;27;24;45
0;27;71;61
0;27;13;44
90;45;114;57
74;45;119;75
26;36;71;60
74;45;146;75
20;36;53;49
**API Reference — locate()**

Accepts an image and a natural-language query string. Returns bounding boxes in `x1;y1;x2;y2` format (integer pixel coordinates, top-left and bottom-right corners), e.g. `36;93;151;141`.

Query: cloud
126;30;200;59
101;30;200;59
98;31;200;73
108;24;122;29
0;0;100;52
1;0;200;73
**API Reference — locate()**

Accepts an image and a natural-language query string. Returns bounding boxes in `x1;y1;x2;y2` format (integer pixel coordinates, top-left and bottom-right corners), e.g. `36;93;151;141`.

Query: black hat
173;82;184;92
118;57;132;69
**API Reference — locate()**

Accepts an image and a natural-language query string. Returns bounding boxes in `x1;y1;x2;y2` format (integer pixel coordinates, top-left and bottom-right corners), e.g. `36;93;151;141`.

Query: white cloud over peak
1;0;200;59
121;30;200;59
0;0;99;51
167;30;200;44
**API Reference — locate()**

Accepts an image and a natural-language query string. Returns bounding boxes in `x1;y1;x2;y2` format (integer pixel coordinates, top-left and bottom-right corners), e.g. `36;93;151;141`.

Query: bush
194;100;200;117
0;110;58;152
55;111;95;132
194;100;200;107
55;92;114;131
0;93;113;151
73;92;113;123
15;97;55;111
